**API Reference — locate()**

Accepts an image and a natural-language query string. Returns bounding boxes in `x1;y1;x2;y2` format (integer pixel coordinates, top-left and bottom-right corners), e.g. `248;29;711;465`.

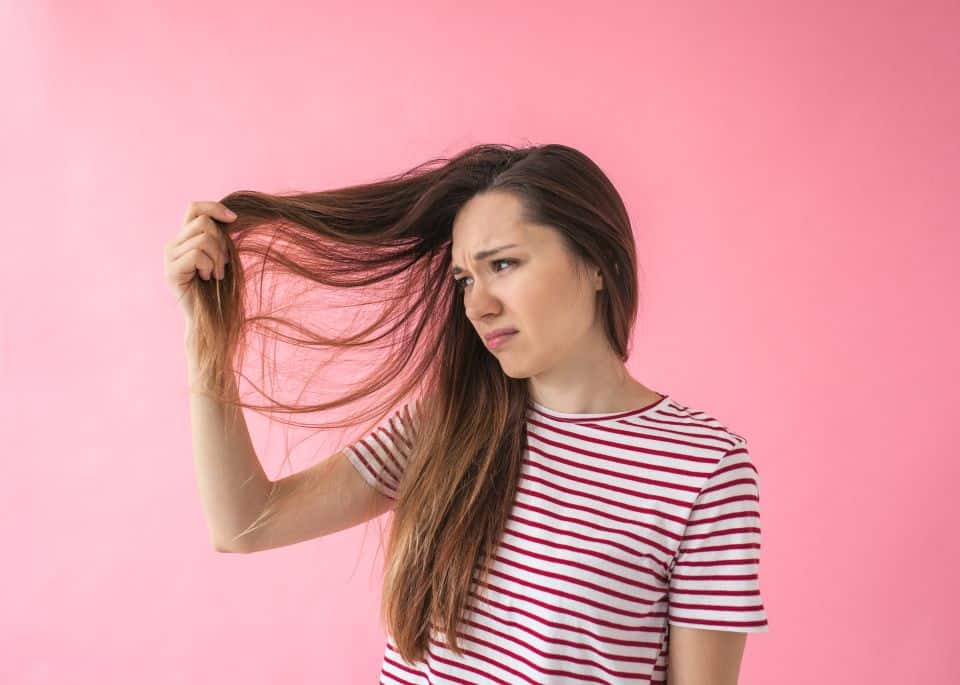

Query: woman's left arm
667;626;747;684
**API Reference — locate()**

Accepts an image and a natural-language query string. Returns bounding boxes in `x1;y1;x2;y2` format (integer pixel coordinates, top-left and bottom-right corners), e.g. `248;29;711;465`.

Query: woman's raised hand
164;200;236;320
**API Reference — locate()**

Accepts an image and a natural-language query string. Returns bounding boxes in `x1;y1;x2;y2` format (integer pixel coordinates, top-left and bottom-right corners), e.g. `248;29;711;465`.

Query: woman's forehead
451;221;559;259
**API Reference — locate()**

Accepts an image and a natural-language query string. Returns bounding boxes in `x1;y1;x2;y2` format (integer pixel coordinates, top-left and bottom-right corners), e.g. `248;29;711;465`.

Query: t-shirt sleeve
667;440;770;633
344;398;420;501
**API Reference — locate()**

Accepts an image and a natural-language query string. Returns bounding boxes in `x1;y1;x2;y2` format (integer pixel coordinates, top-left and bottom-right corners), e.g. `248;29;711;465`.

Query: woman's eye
454;259;515;292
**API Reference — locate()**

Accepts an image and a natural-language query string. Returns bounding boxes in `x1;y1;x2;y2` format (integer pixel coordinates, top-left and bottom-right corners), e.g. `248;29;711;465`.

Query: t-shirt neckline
526;392;670;423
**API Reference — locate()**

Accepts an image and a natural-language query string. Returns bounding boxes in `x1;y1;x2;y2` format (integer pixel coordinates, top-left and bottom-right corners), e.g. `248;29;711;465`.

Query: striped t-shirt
345;392;769;684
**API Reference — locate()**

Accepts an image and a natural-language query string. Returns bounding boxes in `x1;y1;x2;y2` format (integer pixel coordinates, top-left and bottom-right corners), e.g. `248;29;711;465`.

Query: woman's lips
486;331;518;350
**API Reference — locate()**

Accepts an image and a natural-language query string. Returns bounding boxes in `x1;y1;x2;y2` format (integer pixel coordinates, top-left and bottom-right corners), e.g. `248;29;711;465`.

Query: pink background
2;1;957;683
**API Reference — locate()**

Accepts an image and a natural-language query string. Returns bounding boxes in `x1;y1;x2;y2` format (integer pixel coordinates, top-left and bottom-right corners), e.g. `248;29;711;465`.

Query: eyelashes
453;258;516;293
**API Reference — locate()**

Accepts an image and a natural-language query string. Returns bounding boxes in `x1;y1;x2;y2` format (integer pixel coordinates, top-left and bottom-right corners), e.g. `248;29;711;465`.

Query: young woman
165;143;769;684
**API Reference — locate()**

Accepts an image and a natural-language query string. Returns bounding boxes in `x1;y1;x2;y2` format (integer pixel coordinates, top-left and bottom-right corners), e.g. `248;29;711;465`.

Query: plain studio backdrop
1;1;957;683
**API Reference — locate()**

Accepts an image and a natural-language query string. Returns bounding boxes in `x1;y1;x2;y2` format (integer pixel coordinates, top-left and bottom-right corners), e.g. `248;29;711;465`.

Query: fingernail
226;209;237;219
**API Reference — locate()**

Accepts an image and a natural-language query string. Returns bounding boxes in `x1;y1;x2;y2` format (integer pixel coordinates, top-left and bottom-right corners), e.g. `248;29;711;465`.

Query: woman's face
450;191;606;380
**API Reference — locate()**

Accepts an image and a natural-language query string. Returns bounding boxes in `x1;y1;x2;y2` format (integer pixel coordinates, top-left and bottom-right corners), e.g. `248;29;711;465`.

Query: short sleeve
667;440;770;633
344;398;420;500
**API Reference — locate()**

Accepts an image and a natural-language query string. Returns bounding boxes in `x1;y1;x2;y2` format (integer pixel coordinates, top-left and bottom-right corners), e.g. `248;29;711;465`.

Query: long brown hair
186;143;641;664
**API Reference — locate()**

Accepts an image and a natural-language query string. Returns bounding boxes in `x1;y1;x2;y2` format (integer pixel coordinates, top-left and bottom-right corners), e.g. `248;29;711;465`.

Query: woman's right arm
185;320;275;552
186;320;395;554
171;200;393;554
166;200;272;552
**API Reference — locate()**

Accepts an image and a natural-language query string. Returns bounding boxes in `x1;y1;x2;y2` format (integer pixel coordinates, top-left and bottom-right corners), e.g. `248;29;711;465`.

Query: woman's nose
464;281;500;319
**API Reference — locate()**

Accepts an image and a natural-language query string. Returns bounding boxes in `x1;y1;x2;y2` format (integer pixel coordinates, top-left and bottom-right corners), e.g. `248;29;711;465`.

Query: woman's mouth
486;331;518;350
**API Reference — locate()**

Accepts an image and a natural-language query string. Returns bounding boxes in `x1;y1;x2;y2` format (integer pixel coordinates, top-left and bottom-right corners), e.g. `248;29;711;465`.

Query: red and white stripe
346;394;769;684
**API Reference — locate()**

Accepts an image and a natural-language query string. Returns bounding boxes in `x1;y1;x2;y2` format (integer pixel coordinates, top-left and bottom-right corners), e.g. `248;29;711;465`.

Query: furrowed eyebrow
450;244;519;275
